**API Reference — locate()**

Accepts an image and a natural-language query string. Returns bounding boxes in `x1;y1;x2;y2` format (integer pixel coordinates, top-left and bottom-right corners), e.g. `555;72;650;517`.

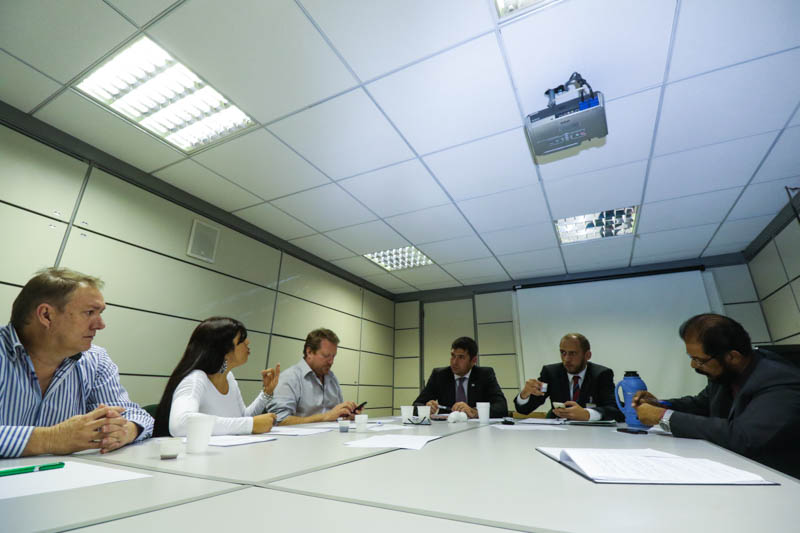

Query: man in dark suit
414;337;507;418
634;314;800;479
514;333;622;421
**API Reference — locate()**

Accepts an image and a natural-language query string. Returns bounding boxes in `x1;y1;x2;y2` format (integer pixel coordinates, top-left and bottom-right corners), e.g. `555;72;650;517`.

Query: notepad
537;447;776;485
0;461;150;500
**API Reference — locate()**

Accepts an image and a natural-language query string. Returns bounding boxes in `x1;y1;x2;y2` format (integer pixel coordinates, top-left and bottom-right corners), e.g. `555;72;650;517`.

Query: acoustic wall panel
272;293;361;350
278;255;362;317
0;204;65;284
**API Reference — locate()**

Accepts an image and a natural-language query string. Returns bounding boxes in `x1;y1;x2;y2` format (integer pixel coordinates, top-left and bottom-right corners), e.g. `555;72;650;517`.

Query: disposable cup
477;402;490;424
186;414;214;454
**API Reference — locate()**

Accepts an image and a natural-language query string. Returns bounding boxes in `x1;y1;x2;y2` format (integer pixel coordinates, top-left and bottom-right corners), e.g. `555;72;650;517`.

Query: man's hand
635;403;665;426
632;390;660;408
323;401;357;421
520;379;545;399
24;405;126;456
426;400;439;415
98;408;139;453
253;413;277;433
452;402;477;418
553;400;589;421
261;363;281;395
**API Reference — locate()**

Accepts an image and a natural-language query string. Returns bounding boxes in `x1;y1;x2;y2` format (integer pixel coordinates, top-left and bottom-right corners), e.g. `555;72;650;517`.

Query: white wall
0;125;394;417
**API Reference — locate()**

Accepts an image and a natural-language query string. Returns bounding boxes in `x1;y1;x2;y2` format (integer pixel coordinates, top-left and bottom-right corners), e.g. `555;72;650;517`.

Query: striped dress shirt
0;323;153;457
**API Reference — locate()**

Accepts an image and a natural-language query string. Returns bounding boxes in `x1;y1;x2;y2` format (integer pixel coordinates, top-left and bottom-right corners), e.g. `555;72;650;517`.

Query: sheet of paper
368;424;411;432
516;418;564;425
467;418;505;423
268;427;333;436
0;461;150;500
491;424;567;431
204;435;277;446
537;447;674;461
344;435;441;450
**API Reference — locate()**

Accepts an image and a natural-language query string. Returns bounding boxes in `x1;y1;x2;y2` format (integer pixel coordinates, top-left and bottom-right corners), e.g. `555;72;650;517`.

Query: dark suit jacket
667;352;800;479
414;366;508;418
513;361;623;421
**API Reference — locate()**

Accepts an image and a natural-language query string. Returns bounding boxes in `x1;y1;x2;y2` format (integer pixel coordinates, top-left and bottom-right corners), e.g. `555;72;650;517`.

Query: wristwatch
658;409;674;433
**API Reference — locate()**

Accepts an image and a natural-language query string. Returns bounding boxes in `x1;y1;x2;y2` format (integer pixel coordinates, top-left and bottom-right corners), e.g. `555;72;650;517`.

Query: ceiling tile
441;257;506;279
303;0;493;81
502;0;674;107
637;188;742;234
458;185;549;233
417;235;492;265
361;273;415;292
458;273;511;286
669;0;800;81
0;1;135;82
546;160;646;220
728;175;800;220
106;0;176;27
423;128;537;201
561;236;634;273
497;248;564;277
325;220;409;255
339;160;449;217
392;264;456;286
702;240;750;258
148;0;355;123
646;132;776;203
415;280;463;291
480;223;557;256
34;90;183;172
331;256;388;278
271;184;376;232
368;34;520;154
536;89;660;181
631;250;700;266
656;49;800;155
154;159;260;212
289;234;354;261
708;215;774;248
632;224;717;259
193;129;329;200
0;50;61;113
753;126;800;183
386;204;473;244
233;203;315;240
269;89;413;179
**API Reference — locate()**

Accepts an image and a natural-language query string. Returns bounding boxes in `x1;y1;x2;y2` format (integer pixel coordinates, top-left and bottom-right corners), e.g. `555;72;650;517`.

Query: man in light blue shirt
270;328;361;425
0;268;153;457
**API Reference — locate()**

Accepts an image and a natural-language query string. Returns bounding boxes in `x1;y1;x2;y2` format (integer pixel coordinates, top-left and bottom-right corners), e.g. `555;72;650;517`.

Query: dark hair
451;336;478;358
679;313;752;359
11;267;104;331
153;317;247;437
562;333;590;353
303;328;340;358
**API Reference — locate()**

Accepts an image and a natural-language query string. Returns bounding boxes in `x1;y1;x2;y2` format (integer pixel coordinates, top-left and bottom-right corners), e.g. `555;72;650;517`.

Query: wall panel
480;354;518;389
1;204;65;284
394;357;420;388
395;301;419;328
361;320;393;355
272;293;361;349
278;255;362;316
478;322;515;354
119;375;169;407
423;299;474;378
363;290;393;326
475;291;512;323
359;353;393;386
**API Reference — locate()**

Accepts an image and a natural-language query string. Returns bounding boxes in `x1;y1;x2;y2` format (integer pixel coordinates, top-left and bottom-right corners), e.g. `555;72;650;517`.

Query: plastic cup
401;405;414;423
477;402;490;424
417;405;431;421
185;414;215;454
540;382;549;393
338;417;350;433
355;414;368;432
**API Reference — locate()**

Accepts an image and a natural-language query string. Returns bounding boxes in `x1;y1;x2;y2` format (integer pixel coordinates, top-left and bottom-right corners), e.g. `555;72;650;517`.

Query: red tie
572;375;581;402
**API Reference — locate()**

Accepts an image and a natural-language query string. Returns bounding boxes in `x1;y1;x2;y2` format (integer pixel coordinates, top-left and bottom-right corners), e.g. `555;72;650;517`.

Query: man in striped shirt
0;268;153;457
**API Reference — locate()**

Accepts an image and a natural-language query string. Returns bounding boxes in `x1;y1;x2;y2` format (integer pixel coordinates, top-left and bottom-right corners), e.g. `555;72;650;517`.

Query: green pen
0;462;65;477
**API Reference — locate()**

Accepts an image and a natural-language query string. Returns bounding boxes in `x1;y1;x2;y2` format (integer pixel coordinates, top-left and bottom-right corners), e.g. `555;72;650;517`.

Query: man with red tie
514;333;623;421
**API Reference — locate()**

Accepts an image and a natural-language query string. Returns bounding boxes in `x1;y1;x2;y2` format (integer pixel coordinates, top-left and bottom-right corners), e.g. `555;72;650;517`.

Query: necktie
572;375;581;402
456;377;467;404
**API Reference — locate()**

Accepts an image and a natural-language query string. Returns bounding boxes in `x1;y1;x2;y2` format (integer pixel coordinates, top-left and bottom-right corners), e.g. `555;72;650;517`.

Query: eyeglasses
687;354;715;368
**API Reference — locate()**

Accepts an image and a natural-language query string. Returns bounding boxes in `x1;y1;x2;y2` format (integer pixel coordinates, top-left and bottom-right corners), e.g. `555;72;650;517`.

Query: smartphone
552;401;566;409
355;401;367;411
616;428;648;435
502;417;516;425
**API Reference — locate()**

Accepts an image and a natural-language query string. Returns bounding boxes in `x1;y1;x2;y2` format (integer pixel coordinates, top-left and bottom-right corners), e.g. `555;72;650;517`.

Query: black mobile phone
355;401;367;411
616;428;647;435
502;417;516;425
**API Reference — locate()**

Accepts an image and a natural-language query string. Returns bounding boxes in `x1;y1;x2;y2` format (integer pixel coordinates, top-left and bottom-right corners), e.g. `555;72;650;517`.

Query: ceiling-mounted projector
525;72;607;156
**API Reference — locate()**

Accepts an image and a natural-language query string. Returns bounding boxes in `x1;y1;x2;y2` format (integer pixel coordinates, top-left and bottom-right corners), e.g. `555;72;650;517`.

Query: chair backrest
142;403;159;418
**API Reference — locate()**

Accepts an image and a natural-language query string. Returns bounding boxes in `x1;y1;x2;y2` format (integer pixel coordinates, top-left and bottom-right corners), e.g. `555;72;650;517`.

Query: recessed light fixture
76;37;254;152
495;0;563;19
364;246;434;271
555;206;638;244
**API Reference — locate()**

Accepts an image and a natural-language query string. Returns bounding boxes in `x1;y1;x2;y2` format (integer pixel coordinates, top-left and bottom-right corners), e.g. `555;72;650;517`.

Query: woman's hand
252;413;277;433
261;363;280;395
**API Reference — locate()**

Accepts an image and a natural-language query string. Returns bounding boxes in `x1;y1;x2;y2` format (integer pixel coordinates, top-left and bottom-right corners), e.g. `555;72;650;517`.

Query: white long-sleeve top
168;370;270;436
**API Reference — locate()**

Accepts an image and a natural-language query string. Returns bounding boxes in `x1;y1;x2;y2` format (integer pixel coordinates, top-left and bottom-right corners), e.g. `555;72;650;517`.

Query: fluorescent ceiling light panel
495;0;563;19
556;206;638;244
364;246;434;271
76;37;254;152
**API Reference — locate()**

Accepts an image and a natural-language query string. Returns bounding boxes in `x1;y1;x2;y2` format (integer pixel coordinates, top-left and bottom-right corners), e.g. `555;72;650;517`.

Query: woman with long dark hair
153;317;280;437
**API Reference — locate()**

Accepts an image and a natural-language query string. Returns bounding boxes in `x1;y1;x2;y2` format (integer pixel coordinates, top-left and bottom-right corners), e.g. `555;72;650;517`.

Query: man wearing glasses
634;313;800;479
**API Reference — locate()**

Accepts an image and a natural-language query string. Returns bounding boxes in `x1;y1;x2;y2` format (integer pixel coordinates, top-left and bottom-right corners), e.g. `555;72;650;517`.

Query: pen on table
0;462;65;477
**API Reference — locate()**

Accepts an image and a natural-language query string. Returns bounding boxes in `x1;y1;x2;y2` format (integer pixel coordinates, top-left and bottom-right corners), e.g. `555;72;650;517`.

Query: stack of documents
517;418;616;426
537;447;775;485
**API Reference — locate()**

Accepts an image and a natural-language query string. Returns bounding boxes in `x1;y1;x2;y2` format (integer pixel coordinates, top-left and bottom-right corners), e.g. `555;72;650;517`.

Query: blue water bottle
615;371;648;429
